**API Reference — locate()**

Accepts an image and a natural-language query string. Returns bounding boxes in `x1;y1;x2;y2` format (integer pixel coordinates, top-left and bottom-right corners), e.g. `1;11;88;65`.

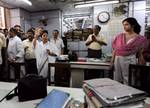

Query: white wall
9;8;61;36
30;10;61;38
10;9;21;27
133;1;146;35
9;8;31;32
20;9;31;32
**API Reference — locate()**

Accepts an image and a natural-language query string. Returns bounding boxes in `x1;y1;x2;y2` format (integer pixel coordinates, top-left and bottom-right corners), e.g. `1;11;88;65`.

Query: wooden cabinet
48;62;70;87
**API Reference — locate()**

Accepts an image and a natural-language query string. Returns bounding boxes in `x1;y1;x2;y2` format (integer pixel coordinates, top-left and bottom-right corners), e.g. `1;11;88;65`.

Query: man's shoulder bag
6;74;47;102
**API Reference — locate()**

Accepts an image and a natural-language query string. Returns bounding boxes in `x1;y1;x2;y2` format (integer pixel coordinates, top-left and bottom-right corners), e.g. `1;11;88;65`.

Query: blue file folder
36;89;70;108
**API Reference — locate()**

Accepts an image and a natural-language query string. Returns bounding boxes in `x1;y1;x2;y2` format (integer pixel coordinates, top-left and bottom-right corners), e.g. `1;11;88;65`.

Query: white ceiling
0;0;145;12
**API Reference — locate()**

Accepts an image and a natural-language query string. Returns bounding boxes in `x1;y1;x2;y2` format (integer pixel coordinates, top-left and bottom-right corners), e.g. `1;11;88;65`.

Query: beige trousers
114;55;136;85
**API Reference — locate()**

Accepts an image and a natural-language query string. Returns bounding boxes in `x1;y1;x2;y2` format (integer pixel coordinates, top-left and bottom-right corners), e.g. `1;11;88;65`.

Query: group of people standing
0;26;64;80
0;17;149;85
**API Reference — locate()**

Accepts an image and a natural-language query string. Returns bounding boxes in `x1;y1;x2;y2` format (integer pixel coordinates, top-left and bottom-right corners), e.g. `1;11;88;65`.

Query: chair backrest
8;62;25;80
48;62;70;87
128;64;150;96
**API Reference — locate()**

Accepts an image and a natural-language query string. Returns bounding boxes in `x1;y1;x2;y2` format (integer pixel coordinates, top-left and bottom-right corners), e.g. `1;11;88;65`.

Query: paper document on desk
36;89;71;108
83;78;146;107
88;58;106;63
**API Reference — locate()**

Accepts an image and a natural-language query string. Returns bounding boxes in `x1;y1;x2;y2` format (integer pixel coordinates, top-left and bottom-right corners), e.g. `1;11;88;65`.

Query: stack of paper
83;78;147;108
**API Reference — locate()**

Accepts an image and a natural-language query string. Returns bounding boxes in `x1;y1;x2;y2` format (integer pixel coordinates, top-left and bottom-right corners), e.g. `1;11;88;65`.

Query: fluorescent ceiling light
20;0;32;6
75;0;119;8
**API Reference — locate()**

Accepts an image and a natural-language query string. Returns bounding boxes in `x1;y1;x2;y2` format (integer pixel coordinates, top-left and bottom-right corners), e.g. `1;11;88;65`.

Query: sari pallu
112;33;146;56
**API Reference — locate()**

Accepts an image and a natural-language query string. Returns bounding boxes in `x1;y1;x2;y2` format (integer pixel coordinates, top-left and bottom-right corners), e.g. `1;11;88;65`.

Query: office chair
48;62;71;87
128;64;150;96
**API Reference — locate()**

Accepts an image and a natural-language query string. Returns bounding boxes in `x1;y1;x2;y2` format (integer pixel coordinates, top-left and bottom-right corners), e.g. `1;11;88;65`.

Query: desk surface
70;61;110;66
49;61;110;66
49;61;111;70
0;82;17;102
0;82;150;108
0;82;85;108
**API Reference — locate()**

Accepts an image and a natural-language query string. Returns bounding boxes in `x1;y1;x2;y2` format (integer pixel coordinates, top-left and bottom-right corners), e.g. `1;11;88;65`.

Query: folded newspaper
83;78;147;107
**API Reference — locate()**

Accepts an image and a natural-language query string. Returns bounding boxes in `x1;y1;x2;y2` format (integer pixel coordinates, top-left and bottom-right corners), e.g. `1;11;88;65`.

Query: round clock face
98;11;110;23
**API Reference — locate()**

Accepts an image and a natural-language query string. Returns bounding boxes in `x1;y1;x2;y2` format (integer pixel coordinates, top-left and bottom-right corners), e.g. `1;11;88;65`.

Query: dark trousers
85;48;103;80
0;64;2;75
88;48;102;58
25;59;38;75
8;62;21;80
0;64;7;80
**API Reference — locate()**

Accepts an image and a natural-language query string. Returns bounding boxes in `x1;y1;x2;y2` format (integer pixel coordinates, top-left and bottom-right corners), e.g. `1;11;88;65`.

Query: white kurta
34;41;59;78
7;36;24;63
50;37;64;55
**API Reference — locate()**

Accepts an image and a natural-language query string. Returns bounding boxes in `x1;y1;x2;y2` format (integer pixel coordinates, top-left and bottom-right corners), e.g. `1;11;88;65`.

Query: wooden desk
0;82;85;108
48;61;111;88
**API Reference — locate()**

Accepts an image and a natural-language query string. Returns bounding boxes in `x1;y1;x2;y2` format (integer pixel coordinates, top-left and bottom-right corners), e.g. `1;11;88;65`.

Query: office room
0;0;150;107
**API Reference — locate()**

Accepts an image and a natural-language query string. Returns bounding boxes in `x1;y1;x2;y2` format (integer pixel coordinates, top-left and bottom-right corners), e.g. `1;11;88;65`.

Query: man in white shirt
85;25;107;80
23;29;38;75
85;25;107;58
50;30;64;55
7;27;24;80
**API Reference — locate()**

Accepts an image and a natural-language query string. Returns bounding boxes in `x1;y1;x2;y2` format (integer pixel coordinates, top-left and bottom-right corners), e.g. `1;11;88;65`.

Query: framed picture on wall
112;3;129;17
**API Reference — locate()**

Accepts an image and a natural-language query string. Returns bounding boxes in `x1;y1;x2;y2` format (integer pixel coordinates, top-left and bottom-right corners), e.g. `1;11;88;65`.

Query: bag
18;74;47;101
6;74;47;102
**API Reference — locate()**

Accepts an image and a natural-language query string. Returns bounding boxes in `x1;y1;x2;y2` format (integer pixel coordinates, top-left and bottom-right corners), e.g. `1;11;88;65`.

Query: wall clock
97;11;110;23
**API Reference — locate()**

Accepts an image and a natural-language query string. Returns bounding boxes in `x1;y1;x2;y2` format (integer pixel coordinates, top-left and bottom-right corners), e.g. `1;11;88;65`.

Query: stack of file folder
83;78;147;108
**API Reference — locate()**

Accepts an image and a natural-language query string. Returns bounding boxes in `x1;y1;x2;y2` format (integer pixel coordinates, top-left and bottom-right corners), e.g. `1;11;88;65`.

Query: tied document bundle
83;78;147;107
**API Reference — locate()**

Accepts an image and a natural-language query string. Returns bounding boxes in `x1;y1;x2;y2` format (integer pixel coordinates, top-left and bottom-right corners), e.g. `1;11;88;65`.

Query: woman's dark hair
42;30;48;35
122;17;141;34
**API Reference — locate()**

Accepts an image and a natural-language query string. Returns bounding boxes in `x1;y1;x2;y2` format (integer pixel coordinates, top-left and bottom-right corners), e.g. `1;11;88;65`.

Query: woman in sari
111;17;146;84
33;29;59;78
